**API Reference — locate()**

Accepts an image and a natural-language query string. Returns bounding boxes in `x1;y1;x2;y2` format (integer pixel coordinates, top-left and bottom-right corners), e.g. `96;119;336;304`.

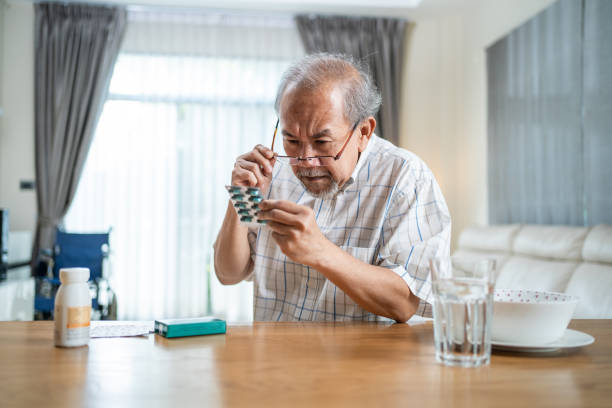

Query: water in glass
430;257;496;367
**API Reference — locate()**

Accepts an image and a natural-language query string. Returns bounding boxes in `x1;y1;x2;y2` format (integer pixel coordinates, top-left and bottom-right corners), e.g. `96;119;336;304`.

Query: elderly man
214;53;450;322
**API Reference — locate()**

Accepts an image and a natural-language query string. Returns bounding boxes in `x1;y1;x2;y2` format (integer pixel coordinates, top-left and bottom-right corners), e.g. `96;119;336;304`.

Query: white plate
492;329;594;353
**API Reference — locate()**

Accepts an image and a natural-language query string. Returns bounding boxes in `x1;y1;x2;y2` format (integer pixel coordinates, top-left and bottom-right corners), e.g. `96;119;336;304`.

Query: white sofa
453;224;612;318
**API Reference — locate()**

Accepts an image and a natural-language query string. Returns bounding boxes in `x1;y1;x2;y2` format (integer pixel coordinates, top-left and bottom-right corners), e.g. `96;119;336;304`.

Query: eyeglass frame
270;118;359;164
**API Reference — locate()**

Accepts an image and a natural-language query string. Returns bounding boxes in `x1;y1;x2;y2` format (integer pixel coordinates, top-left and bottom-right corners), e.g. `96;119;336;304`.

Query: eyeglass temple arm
270;118;279;150
334;122;359;160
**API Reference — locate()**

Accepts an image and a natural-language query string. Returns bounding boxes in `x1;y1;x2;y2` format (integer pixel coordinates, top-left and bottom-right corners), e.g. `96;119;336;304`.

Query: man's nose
295;157;321;168
298;144;316;158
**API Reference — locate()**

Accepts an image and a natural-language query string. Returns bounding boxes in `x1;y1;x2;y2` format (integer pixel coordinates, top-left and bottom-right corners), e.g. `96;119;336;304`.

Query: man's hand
258;199;418;322
258;200;332;267
232;144;276;193
214;144;275;286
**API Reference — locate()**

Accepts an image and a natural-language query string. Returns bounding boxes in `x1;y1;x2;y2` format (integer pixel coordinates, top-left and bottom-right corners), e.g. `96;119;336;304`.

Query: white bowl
491;289;579;345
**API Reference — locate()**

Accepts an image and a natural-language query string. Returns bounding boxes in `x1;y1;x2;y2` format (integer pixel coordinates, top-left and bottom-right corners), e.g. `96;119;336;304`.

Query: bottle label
67;306;91;329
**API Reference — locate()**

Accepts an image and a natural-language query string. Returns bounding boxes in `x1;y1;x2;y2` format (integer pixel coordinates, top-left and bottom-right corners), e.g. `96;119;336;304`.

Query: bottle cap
59;267;90;283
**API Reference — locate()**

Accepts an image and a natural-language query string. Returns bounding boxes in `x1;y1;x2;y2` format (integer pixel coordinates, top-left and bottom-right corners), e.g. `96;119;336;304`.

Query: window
65;11;303;320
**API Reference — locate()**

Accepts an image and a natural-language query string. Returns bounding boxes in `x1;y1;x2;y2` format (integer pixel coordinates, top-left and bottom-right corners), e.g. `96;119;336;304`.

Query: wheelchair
34;228;117;320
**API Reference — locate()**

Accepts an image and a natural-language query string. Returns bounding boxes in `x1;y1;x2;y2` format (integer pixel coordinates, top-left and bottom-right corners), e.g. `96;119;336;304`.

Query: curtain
64;9;304;321
32;3;127;268
295;15;407;146
583;0;612;224
487;0;612;225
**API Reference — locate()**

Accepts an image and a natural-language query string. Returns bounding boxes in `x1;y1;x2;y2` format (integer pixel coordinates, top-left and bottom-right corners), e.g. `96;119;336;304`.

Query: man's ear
357;117;376;153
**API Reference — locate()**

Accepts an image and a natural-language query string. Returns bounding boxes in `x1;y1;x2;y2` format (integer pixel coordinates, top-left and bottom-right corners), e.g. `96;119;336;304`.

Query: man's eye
286;140;298;145
316;140;330;145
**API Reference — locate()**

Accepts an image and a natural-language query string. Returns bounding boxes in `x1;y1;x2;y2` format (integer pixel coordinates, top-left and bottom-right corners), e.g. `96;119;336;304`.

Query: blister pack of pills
225;185;267;227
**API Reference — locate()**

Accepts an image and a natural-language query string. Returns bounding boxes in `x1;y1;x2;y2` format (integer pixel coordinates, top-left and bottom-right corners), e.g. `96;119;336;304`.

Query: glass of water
430;256;496;367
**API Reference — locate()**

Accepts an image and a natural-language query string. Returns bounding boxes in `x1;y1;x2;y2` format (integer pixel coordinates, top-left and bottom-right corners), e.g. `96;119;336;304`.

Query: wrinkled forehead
278;82;350;131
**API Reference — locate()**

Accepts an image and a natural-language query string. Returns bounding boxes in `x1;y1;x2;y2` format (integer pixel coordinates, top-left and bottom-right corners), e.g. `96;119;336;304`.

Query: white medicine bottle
54;267;91;347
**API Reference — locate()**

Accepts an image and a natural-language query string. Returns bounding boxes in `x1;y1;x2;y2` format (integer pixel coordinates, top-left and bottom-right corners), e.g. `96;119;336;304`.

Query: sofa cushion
457;225;520;252
565;263;612;318
512;226;589;261
582;224;612;264
495;256;577;293
452;249;510;279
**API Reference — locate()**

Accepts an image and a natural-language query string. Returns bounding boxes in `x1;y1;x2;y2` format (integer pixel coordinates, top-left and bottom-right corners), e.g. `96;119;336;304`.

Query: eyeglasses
270;119;358;166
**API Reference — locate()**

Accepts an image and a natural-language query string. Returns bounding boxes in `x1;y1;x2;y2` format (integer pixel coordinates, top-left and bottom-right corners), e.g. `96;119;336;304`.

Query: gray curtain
295;15;407;146
583;0;612;224
487;0;612;226
32;3;127;267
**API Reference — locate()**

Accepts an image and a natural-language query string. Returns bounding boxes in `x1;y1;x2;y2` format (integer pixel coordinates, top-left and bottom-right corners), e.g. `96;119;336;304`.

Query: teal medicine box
154;317;226;338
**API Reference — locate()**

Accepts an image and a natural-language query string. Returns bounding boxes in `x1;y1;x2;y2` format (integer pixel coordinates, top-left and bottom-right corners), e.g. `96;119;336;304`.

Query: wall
400;0;556;249
0;0;35;234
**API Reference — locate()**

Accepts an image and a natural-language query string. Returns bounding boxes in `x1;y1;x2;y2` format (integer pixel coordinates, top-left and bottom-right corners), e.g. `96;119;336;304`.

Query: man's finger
259;199;303;214
240;145;275;177
265;221;294;235
255;144;275;160
270;231;290;246
258;208;300;226
232;167;258;186
250;148;274;177
236;159;265;187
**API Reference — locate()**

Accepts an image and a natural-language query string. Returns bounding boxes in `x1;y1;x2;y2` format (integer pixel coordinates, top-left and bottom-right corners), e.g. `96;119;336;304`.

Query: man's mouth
296;169;332;183
294;168;339;198
302;175;330;182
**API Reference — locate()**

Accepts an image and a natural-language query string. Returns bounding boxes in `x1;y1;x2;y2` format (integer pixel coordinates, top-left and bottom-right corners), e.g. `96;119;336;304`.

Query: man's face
278;83;365;198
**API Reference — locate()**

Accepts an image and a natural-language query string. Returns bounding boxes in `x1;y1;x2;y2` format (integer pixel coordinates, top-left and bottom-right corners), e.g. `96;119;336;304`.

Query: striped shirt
247;134;451;321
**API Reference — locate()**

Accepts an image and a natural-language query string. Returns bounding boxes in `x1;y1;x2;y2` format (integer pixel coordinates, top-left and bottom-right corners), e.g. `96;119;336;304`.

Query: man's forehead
280;83;346;119
281;126;334;139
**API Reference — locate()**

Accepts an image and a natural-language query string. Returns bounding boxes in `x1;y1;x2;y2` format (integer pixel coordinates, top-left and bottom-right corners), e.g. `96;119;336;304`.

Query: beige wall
0;0;35;233
400;0;556;249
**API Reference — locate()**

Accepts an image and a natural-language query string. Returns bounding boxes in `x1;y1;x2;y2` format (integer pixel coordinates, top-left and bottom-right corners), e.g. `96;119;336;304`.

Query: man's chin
298;177;338;199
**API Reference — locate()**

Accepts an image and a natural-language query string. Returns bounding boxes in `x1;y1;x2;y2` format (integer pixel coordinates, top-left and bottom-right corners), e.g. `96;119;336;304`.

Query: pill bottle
54;267;91;347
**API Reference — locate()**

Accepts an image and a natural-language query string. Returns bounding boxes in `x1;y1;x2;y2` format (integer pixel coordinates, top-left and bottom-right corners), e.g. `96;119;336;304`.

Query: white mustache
295;168;331;178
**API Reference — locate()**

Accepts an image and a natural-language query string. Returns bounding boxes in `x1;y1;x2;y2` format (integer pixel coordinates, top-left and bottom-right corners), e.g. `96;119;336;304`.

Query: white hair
274;53;382;125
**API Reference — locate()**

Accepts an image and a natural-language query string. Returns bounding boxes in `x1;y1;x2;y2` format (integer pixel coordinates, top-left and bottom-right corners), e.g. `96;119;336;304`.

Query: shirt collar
340;133;377;191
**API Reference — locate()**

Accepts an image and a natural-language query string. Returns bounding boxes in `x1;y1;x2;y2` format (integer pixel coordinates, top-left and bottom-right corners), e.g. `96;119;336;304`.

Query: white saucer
492;329;594;353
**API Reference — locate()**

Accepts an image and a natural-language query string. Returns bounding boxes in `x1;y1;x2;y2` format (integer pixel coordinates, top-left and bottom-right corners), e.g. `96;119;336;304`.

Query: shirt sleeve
375;173;451;318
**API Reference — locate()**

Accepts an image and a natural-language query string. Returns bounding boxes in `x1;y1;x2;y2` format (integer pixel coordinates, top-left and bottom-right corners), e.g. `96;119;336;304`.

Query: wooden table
1;320;610;407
